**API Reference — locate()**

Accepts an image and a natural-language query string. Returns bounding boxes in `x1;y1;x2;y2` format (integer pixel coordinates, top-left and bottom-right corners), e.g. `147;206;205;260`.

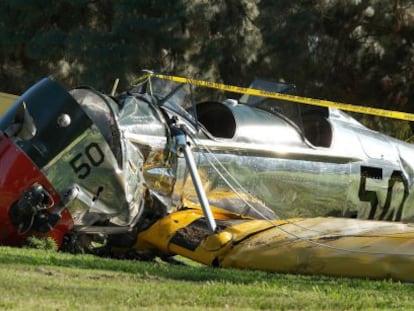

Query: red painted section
0;136;74;247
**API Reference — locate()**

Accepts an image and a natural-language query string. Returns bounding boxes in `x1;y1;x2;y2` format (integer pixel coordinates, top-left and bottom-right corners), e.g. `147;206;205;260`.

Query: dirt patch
170;219;211;251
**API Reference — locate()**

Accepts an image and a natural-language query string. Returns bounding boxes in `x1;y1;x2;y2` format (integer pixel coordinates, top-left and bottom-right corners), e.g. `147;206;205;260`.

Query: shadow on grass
0;246;402;289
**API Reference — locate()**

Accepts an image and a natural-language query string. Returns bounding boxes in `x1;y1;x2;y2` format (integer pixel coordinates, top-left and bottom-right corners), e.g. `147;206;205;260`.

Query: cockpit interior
196;99;332;148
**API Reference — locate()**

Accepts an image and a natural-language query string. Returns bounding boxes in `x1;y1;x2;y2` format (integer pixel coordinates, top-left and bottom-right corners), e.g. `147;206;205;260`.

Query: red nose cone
0;135;73;247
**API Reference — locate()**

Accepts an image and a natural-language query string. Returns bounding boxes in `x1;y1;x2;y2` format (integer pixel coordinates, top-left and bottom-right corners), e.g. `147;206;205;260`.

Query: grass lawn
0;246;413;310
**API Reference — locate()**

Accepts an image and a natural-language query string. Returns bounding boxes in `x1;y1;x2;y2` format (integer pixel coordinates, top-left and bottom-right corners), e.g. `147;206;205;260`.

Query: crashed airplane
2;74;414;281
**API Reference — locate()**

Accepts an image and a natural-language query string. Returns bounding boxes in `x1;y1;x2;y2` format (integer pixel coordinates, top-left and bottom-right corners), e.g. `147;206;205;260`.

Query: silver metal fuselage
161;101;414;222
38;86;414;228
8;77;414;241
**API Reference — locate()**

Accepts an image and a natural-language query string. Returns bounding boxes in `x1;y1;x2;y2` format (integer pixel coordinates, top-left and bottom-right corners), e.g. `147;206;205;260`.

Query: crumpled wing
0;92;18;115
136;208;414;282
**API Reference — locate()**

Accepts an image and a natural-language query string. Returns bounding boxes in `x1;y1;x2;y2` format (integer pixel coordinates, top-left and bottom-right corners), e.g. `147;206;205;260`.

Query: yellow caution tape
151;73;414;122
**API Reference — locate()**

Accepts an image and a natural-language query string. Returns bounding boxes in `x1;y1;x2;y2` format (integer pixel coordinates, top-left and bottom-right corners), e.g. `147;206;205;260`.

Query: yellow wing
135;207;414;282
0;92;18;115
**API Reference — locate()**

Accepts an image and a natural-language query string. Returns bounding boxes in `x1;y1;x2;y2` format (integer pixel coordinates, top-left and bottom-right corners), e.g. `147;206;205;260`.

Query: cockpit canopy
144;76;333;147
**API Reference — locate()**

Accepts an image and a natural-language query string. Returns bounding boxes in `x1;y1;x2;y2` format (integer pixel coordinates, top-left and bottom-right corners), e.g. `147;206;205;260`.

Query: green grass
0;247;413;310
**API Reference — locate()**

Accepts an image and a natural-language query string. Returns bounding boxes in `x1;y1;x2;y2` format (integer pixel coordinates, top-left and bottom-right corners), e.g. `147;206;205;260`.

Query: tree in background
251;0;414;138
0;0;413;138
0;0;189;91
0;0;88;91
